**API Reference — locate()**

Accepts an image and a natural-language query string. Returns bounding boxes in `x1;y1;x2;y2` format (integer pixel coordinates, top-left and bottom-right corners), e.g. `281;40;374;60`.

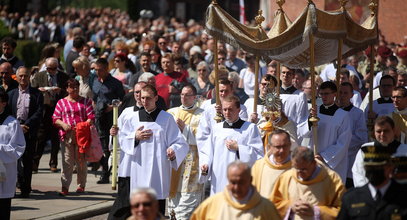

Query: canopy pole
336;39;343;97
276;62;281;96
309;32;319;155
254;56;260;116
253;10;264;119
111;99;121;190
213;38;222;123
368;45;375;132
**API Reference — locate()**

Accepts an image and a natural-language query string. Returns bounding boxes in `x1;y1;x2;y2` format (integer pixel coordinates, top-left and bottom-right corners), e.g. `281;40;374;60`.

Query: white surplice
363;98;395;121
280;92;309;127
118;109;189;199
298;107;351;182
198;120;264;195
0;116;26;198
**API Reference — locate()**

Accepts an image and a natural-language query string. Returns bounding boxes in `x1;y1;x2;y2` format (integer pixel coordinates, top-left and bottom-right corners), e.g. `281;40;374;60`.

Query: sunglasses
131;202;152;208
0;71;8;74
46;67;57;71
114;59;122;63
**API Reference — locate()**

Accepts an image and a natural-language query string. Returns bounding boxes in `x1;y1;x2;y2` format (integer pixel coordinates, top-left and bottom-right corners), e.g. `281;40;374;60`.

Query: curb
34;200;114;220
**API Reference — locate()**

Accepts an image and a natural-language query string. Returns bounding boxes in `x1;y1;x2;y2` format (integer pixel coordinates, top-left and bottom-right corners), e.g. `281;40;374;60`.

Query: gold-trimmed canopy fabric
205;2;377;68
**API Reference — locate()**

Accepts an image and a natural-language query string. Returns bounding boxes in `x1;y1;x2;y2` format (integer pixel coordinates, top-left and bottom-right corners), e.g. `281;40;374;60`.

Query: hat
361;143;393;166
392;145;407;173
397;48;407;59
377;46;392;59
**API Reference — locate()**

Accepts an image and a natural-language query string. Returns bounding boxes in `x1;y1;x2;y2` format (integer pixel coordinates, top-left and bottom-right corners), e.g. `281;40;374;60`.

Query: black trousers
17;132;36;194
33;105;60;169
108;177;131;220
96;112;113;178
0;198;11;220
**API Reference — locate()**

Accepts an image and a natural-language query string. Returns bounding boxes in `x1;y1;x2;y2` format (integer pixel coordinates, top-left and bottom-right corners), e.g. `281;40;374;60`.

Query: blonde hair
72;56;90;71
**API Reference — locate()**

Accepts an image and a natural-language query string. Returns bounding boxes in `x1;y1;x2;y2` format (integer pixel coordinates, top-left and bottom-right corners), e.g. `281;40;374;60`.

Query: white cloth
119;110;189;199
363;99;395;121
360;87;381;111
351;90;363;109
280;92;309;127
244;98;266;118
198;121;264;194
239;67;266;98
298;107;351;182
320;63;362;89
353;143;407;187
0;116;26;198
117;107;135;177
346;106;368;178
196;102;248;148
373;71;383;89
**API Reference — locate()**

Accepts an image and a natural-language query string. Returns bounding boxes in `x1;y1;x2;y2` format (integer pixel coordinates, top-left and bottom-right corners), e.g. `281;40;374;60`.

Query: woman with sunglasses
110;52;133;92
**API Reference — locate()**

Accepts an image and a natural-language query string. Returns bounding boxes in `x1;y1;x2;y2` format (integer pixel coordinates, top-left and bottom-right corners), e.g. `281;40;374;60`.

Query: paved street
11;152;115;220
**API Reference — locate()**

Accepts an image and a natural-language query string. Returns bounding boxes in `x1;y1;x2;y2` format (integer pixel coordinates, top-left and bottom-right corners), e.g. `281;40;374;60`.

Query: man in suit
31;57;69;173
8;66;43;197
338;144;407;219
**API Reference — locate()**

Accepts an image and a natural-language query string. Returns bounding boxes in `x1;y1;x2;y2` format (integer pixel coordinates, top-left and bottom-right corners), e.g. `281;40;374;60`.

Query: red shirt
155;71;187;106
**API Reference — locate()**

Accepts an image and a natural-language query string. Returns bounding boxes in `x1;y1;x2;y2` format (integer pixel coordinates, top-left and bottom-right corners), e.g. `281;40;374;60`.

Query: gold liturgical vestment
270;166;345;220
191;187;281;220
251;154;291;198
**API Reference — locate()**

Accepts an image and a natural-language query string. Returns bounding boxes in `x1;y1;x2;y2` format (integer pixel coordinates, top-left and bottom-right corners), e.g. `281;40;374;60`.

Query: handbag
85;125;103;162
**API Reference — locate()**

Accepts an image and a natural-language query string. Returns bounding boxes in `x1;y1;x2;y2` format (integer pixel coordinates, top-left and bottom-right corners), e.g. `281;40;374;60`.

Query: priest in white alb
117;85;189;214
199;95;263;195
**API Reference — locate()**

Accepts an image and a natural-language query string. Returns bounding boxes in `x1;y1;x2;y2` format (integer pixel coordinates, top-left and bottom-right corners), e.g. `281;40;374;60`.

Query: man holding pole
298;81;351;183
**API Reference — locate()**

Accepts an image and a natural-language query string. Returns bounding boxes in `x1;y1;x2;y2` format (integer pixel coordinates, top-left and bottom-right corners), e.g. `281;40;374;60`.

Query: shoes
50;167;58;173
91;162;101;171
76;187;85;193
17;192;30;198
32;170;38;174
97;177;109;184
59;187;68;196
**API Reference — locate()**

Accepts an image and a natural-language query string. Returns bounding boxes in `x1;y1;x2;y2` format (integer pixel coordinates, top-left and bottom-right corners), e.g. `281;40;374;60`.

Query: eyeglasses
260;83;269;86
46;67;57;71
158;42;166;45
0;71;8;74
114;59;122;63
391;95;406;100
131;202;152;209
134;91;141;94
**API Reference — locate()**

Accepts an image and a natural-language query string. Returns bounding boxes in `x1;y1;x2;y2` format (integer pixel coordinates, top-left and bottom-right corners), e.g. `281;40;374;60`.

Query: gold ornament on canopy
255;10;265;27
369;1;378;16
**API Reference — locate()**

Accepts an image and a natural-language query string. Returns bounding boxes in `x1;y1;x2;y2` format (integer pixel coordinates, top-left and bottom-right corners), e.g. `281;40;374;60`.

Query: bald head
227;161;252;200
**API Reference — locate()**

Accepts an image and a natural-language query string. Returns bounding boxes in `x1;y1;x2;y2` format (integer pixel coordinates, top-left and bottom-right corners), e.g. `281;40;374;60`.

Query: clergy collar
139;108;161;122
280;85;297;94
374;140;400;154
269;154;291;165
377;97;393;104
229;186;254;204
181;103;196;110
319;103;339;116
133;105;144;112
223;118;245;129
342;103;353;112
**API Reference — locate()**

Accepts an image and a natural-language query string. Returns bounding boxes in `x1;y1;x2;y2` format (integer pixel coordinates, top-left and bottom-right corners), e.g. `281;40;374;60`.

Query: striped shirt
52;97;95;140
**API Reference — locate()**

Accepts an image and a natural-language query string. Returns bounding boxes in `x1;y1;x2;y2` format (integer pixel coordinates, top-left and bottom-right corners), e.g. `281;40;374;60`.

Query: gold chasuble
270;166;345;220
251;154;291;198
191;188;281;220
167;106;203;197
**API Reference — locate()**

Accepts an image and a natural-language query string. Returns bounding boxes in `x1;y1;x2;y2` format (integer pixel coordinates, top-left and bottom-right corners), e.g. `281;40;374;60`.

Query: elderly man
299;81;351;182
0;62;18;92
338;145;407;219
31;57;69;173
118;84;188;214
251;129;292;198
166;84;205;220
8;67;43;198
128;188;165;220
199;95;263;195
191;161;281;220
338;82;368;188
271;146;345;220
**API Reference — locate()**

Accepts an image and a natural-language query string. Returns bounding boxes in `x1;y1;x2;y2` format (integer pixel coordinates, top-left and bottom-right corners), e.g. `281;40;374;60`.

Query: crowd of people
0;5;406;220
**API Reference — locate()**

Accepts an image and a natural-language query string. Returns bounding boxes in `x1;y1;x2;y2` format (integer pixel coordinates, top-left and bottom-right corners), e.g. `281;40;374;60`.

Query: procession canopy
205;1;378;68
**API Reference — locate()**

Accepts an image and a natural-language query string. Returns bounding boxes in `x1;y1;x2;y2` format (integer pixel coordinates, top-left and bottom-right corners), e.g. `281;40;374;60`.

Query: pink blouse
52;97;95;140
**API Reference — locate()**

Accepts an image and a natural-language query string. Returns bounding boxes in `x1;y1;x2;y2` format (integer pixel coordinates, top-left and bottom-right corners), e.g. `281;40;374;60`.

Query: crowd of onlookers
1;4;407;220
